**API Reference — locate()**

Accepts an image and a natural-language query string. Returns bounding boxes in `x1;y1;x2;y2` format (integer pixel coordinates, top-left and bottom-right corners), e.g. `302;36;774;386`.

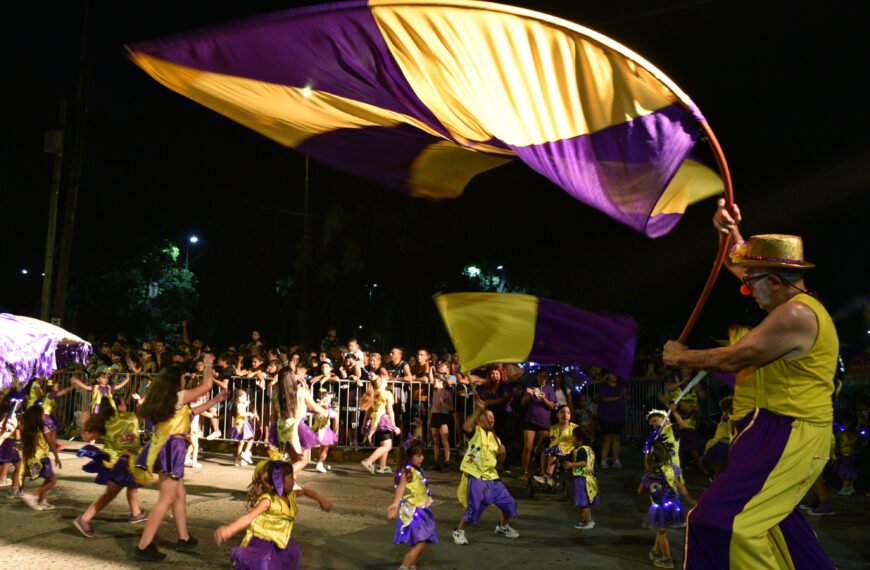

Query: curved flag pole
677;121;734;344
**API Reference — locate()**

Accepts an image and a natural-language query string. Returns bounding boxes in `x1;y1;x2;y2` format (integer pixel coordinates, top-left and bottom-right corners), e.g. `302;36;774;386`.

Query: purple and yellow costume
571;445;599;508
642;464;684;529
457;425;516;524
230;491;302;570
685;294;838;569
831;427;860;482
393;465;438;545
78;411;143;488
135;392;191;480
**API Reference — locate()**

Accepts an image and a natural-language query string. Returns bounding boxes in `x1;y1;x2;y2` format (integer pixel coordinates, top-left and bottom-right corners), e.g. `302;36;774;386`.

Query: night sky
3;1;868;354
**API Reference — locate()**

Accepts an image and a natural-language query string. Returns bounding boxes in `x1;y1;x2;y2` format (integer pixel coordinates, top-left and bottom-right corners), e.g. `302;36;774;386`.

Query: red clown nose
740;284;753;296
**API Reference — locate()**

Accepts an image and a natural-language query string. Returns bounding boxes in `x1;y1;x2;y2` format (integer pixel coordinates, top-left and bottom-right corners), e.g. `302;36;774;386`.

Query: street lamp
186;235;199;268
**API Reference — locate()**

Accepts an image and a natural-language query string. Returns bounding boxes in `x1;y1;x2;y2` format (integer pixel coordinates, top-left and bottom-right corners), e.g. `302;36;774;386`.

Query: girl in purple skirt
0;391;23;492
215;460;332;570
231;388;258;467
19;403;62;511
73;398;148;538
388;436;438;570
638;442;696;568
134;355;227;562
832;413;862;496
564;427;599;530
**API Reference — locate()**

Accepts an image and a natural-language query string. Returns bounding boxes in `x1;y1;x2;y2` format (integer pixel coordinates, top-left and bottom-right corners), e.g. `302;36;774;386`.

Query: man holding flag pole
663;199;837;569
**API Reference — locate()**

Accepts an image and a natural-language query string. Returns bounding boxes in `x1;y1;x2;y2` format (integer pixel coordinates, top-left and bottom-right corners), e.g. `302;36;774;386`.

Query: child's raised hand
387;503;399;519
214;525;232;545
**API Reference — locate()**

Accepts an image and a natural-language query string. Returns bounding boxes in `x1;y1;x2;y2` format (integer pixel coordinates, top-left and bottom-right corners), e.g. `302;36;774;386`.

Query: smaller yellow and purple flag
434;292;637;378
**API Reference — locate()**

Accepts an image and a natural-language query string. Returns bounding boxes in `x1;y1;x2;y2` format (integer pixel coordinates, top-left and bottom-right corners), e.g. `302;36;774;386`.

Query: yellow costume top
704;416;732;453
460;425;500;480
103;411;141;465
365;388;392;440
835;429;860;457
397;466;433;528
548;422;579;455
143;392;191;472
21;429;51;483
91;385;118;413
728;324;757;422
755;294;838;423
243;492;297;549
27;382;54;415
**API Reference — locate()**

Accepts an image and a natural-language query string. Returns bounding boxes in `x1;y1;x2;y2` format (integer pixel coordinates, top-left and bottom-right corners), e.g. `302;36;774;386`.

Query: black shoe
134;543;167;562
175;536;199;552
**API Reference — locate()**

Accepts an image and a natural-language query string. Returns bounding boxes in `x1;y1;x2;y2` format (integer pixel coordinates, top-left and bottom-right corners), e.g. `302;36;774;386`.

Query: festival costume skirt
365;414;397;436
43;414;63;432
643;499;685;530
702;441;729;469
136;435;188;479
78;445;141;489
27;457;54;481
573;477;600;508
268;422;279;448
231;419;255;441
832;454;859;482
317;426;339;447
297;422;320;452
394;506;439;546
0;439;20;464
230;536;301;570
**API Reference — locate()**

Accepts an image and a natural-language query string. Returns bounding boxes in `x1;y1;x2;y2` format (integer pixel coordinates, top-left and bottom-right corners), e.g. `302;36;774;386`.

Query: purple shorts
462;476;517;524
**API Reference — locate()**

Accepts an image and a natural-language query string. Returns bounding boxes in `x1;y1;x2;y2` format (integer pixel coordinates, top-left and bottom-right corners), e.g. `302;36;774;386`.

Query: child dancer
214;460;332;570
72;370;131;443
273;368;329;475
361;373;401;475
645;409;681;477
534;405;577;486
0;392;22;493
74;398;148;538
19;403;62;510
565;427;598;530
311;390;338;473
388;436;437;570
134;356;227;561
453;394;519;545
26;377;75;453
639;442;696;568
701;396;733;481
832;412;862;496
231;389;258;467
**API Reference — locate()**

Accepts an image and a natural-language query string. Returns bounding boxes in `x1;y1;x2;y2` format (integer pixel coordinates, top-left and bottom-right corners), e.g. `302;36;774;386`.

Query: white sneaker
21;494;41;510
361;459;376;475
573;521;587;529
582;520;595;530
0;478;12;487
315;461;327;473
240;456;252;466
376;465;393;474
495;523;519;538
241;451;253;462
184;460;194;467
612;459;623;469
532;474;548;485
452;529;468;545
205;431;221;440
39;500;55;511
190;462;203;469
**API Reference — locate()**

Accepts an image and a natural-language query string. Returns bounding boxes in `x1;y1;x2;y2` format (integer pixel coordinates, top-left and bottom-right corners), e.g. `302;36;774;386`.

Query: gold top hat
729;234;814;269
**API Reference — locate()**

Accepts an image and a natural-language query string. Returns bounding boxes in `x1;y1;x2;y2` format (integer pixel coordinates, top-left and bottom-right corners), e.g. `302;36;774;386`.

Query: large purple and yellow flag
128;0;722;237
434;293;637;378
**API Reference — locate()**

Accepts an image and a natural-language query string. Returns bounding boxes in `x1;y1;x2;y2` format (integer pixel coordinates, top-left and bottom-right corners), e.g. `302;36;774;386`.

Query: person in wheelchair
533;406;577;487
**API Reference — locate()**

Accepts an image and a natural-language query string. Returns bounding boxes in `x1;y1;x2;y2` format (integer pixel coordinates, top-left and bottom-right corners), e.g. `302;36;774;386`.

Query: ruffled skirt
230;536;301;570
27;457;54;480
643;499;685;530
394;507;439;546
0;438;20;464
832;454;859;482
231;419;255;441
136;435;188;479
297;422;320;452
78;445;141;488
316;426;338;447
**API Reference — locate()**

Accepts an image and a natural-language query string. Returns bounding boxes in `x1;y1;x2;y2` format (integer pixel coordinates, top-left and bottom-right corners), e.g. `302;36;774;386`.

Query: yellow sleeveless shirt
755;294;838;423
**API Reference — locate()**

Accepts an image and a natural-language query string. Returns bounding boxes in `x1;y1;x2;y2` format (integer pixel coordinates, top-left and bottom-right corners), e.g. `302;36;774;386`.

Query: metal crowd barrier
43;371;722;453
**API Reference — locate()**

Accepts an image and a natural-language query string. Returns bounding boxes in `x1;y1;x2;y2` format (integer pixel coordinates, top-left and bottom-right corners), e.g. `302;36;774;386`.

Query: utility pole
40;101;66;321
52;2;90;325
